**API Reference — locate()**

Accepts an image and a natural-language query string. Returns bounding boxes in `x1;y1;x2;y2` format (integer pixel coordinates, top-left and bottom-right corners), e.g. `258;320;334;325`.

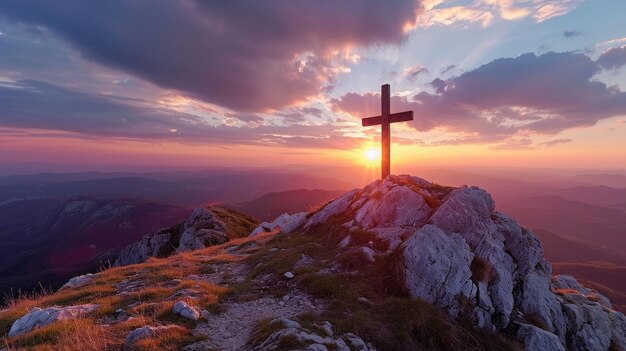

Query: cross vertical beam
381;84;391;179
361;84;414;180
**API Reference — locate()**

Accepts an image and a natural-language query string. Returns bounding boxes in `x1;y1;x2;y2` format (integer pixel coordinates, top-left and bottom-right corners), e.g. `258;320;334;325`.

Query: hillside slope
0;197;190;298
1;175;624;351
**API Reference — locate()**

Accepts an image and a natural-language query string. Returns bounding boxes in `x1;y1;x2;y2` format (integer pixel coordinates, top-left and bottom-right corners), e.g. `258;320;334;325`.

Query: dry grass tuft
6;319;113;350
553;288;580;296
471;256;496;283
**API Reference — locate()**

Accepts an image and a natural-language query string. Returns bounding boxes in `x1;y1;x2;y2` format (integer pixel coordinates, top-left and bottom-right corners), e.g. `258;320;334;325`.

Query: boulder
402;225;477;321
353;185;431;230
515;323;565;351
305;189;359;228
561;299;613;351
172;301;200;321
60;273;95;289
250;212;307;237
125;325;178;345
9;304;98;337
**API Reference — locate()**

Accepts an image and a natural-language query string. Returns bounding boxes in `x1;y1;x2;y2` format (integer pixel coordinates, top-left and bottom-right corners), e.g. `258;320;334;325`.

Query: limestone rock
9;304;98;337
115;229;173;266
353;185;431;230
177;208;226;252
250;212;307;237
305;189;359;228
178;228;228;252
172;301;200;321
116;206;256;266
515;323;565;351
303;176;435;251
60;273;95;289
125;325;178;345
402;225;476;321
302;175;626;350
561;300;613;351
250;318;374;351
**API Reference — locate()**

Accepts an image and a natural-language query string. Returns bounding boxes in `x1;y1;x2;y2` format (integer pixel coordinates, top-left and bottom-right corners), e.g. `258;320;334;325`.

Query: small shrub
610;340;626;351
553;288;579;296
471;256;495;283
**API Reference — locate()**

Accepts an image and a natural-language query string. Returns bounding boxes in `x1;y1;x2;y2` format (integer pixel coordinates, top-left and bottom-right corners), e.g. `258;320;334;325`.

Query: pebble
284;271;295;279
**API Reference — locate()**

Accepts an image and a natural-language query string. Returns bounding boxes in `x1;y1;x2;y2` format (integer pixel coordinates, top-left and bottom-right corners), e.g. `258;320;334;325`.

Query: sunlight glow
364;148;381;163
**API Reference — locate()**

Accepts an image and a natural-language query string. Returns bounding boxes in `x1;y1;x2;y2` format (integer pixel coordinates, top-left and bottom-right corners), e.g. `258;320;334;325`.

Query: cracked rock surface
300;175;626;351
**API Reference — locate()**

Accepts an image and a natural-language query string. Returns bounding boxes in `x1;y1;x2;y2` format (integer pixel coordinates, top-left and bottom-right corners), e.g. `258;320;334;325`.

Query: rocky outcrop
515;323;565;351
116;206;258;266
8;304;98;337
301;175;626;351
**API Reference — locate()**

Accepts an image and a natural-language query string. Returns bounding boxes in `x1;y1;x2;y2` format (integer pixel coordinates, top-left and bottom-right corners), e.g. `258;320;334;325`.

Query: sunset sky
1;0;626;171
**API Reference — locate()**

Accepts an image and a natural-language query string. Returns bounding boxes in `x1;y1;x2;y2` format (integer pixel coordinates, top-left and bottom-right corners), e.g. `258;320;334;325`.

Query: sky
0;0;626;172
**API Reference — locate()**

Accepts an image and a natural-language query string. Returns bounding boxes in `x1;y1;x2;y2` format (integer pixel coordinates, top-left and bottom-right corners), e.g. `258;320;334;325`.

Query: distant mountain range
233;189;345;221
1;167;624;315
0;169;353;206
0;196;190;297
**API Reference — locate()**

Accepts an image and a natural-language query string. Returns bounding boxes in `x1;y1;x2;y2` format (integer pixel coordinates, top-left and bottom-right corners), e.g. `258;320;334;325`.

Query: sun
364;148;380;163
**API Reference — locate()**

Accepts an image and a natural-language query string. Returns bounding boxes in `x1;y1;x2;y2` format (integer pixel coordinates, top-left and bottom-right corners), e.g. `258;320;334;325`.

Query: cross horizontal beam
361;111;414;127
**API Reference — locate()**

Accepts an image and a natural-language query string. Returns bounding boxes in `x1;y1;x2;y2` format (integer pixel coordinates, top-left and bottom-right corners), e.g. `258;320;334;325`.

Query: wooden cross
362;84;413;179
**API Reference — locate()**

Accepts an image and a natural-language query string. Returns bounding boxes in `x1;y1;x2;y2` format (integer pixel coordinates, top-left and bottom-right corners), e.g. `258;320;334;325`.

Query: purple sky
0;0;625;170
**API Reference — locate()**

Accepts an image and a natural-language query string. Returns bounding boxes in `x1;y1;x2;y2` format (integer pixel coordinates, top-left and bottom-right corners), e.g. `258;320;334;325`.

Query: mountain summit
2;175;624;351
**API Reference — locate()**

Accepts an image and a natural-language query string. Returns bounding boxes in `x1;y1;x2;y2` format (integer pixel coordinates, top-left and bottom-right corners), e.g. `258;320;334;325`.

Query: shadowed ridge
115;206;258;266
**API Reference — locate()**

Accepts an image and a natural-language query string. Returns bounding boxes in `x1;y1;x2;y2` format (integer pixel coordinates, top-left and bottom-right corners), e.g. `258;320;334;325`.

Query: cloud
597;45;626;70
563;30;582;38
490;137;572;150
331;49;626;145
0;0;421;112
418;0;581;27
440;65;457;74
536;138;572;148
0;79;362;149
403;64;429;83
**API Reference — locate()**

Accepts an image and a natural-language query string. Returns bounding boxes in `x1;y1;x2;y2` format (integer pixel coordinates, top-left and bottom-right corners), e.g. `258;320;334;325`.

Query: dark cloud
597;45;626;70
0;0;421;112
0;80;359;149
563;30;582;38
301;107;324;117
331;50;626;144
